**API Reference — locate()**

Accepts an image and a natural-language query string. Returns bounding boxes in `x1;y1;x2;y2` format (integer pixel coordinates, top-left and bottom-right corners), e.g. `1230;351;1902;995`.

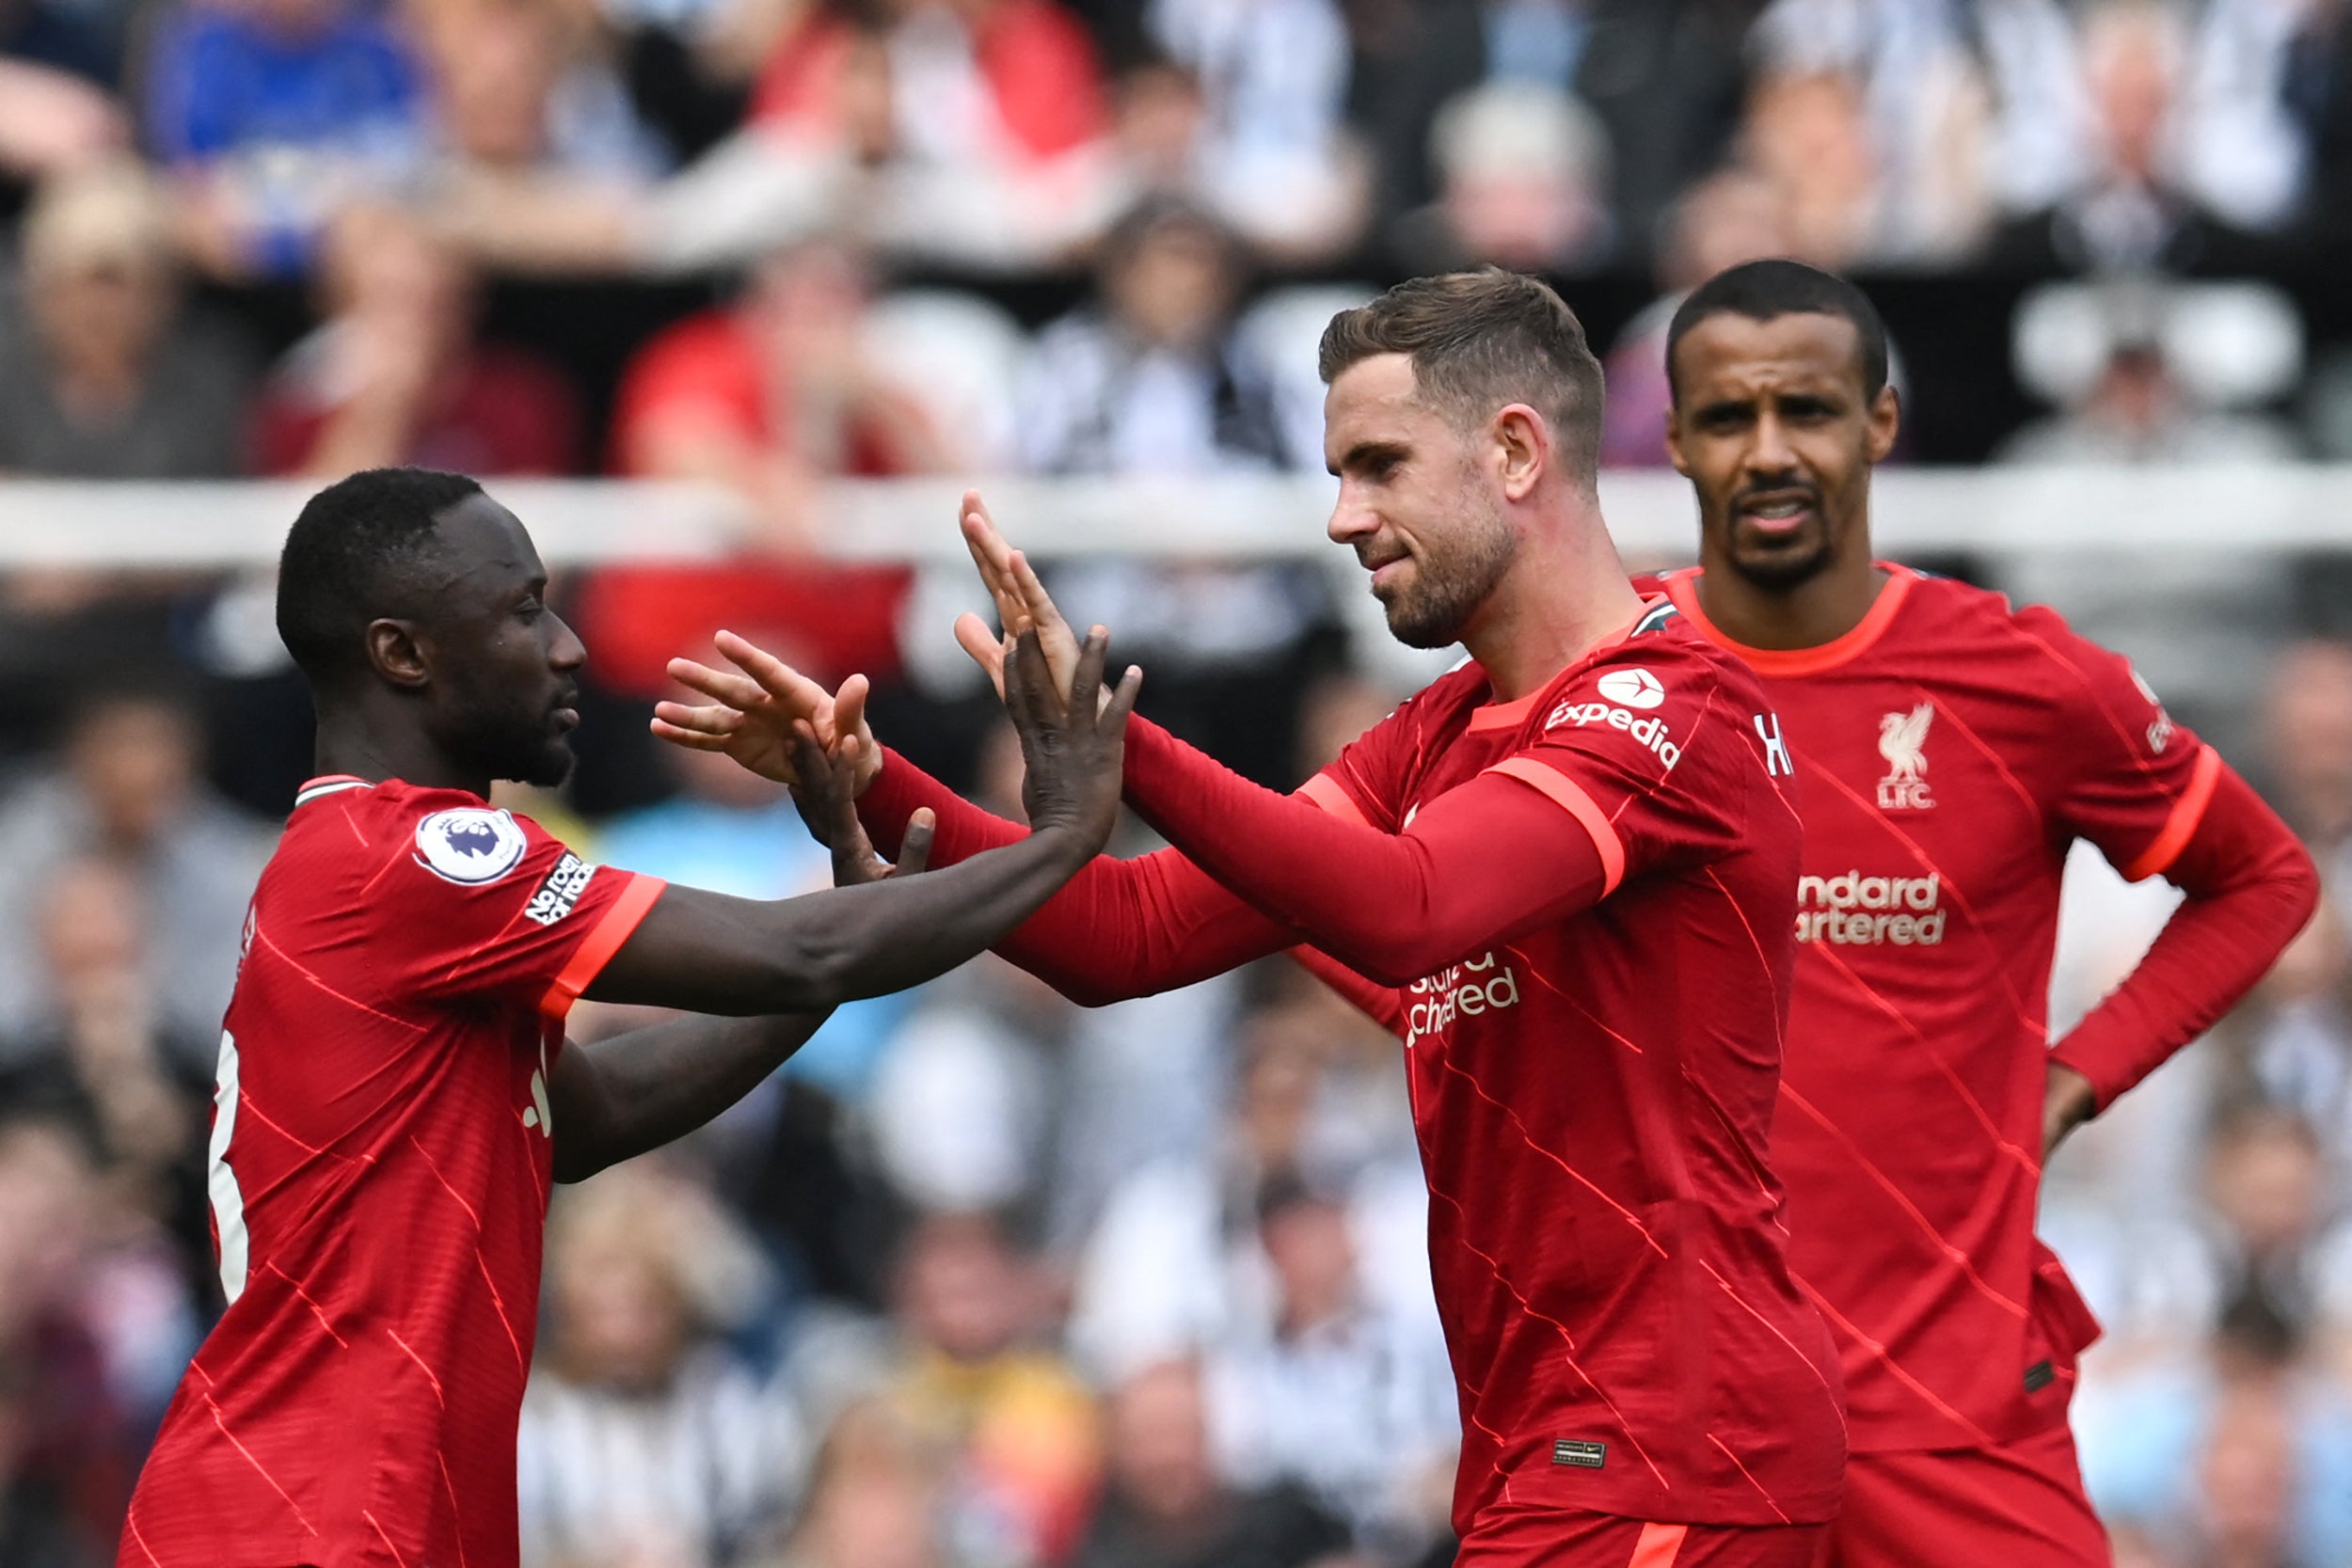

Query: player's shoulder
1904;572;2145;692
1581;597;1764;712
297;777;556;892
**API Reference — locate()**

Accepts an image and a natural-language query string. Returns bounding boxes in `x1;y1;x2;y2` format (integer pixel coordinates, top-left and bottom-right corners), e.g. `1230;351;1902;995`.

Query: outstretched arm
649;613;1311;1007
548;738;942;1180
590;633;1137;1015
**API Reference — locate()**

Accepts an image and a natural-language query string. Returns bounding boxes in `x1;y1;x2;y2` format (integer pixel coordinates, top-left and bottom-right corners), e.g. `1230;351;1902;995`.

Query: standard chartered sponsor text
1405;951;1521;1047
1794;869;1947;946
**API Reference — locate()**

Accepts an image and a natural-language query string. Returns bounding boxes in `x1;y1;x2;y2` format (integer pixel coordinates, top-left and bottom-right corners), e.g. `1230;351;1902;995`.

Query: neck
312;702;488;800
1693;531;1883;652
1464;495;1646;701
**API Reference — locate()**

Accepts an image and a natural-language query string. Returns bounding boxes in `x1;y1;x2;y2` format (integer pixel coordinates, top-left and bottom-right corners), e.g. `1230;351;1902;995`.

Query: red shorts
1457;1508;1830;1566
1820;1424;2111;1568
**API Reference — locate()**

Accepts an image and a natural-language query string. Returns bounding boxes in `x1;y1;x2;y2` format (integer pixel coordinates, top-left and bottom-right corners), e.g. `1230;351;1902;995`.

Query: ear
1662;404;1692;478
366;618;431;691
1491;404;1549;501
1865;384;1900;464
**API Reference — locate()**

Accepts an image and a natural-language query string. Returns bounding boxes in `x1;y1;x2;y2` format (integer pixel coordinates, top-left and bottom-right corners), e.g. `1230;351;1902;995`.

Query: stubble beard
1380;499;1518;650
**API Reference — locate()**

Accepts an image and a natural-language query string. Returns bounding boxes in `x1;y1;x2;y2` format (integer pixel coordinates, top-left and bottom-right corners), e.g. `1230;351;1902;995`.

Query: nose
1327;485;1378;546
548;610;586;672
1745;412;1797;478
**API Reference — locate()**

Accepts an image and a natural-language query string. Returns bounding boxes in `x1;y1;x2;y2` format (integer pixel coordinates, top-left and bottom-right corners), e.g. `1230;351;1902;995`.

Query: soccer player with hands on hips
121;467;1139;1568
1646;261;2319;1567
659;270;1847;1567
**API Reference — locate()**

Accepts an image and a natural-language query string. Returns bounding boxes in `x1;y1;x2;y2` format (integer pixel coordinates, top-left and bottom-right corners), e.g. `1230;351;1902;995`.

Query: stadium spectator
1132;0;1364;262
143;0;428;278
1067;1358;1359;1568
2255;639;2352;863
0;690;273;1055
1600;166;1795;467
246;203;584;476
1735;68;1888;270
519;1163;804;1568
1391;80;1613;274
0;1116;147;1568
411;0;665;181
0;857;214;1293
1749;0;2082;261
2077;1295;2352;1568
1016;198;1334;780
1985;0;2275;273
575;236;942;700
1200;1173;1455;1561
871;1210;1100;1568
749;1399;949;1568
0;159;255;478
1019;198;1292;474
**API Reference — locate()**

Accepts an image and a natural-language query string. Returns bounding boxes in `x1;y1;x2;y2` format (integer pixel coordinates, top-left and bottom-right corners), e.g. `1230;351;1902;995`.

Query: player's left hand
2041;1062;2096;1159
652;629;881;795
786;721;932;885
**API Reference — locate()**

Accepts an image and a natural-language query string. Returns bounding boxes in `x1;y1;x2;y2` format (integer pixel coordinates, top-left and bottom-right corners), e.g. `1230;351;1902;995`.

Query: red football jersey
1307;604;1846;1532
1657;565;2214;1452
121;776;664;1568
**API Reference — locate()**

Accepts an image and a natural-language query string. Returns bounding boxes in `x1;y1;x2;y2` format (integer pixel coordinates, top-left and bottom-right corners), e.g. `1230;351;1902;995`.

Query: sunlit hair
1318;268;1606;493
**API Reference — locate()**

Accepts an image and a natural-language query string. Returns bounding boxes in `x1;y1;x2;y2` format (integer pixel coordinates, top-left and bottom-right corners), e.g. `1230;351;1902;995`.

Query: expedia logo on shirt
525;853;595;927
1404;951;1520;1048
1794;870;1947;946
1545;698;1682;770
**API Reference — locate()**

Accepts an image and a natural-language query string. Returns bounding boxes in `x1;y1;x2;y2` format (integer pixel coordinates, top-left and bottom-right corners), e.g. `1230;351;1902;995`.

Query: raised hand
1003;626;1140;852
650;629;881;795
952;490;1082;703
786;722;933;884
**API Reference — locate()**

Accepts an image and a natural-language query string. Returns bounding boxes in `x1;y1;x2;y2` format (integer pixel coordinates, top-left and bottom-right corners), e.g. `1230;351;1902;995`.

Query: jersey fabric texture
1293;610;1846;1534
1454;1509;1830;1567
1656;565;2212;1455
1820;1426;2110;1568
121;776;663;1568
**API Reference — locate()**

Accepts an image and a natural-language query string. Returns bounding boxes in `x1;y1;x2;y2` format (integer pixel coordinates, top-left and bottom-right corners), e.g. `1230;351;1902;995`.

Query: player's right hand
787;722;933;885
652;629;882;796
1003;626;1140;852
953;490;1083;705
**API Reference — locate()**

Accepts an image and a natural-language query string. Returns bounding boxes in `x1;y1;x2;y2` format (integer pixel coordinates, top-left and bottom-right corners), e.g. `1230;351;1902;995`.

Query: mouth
1734;491;1819;538
551;690;581;731
1359;547;1413;594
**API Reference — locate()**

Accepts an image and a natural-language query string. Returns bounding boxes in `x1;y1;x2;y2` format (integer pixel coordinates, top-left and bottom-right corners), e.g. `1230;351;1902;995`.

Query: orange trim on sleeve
1486;756;1626;896
1628;1521;1689;1568
1296;771;1371;826
540;872;667;1017
1669;566;1915;675
2122;744;2222;882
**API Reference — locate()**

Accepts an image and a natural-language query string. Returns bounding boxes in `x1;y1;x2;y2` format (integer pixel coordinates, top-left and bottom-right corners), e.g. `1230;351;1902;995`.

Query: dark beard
1721;528;1836;591
438;695;575;787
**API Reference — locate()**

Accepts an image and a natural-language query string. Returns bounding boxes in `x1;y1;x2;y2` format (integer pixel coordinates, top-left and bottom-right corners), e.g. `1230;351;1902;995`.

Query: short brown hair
1318;268;1605;488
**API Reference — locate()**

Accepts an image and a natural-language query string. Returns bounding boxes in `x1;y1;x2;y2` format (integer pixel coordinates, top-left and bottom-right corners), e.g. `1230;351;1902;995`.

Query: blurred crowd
8;0;2352;1566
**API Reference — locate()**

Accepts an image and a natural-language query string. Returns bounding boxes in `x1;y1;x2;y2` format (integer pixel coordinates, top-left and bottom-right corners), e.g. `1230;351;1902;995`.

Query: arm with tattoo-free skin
547;736;938;1181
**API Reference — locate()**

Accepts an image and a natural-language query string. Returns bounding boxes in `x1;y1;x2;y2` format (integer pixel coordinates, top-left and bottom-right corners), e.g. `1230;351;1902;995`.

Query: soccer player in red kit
120;467;1138;1568
1647;260;2321;1567
654;271;1848;1566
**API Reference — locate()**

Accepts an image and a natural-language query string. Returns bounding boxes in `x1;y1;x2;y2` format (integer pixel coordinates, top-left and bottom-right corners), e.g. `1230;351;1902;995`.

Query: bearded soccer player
655;271;1848;1566
119;467;1138;1568
1642;260;2320;1567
